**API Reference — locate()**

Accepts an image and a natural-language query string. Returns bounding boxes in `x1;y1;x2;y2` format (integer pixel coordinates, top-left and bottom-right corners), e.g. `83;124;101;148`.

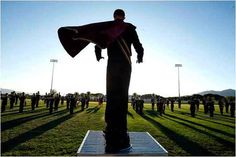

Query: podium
77;130;168;156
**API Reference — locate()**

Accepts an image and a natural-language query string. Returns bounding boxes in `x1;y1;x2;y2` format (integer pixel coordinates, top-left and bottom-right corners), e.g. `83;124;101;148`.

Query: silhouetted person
70;95;76;114
66;95;70;109
70;93;78;114
166;99;169;108
195;98;200;112
156;96;161;112
94;9;144;153
49;94;54;114
190;97;196;117
131;97;136;109
218;98;224;115
1;93;8;112
80;95;86;111
158;99;164;116
44;93;48;104
61;96;65;105
136;97;144;115
203;97;208;114
207;97;214;117
58;8;143;153
54;94;60;111
229;97;235;117
163;99;166;114
9;92;15;109
46;94;50;108
31;93;36;111
170;99;175;112
178;98;181;108
151;96;155;111
19;92;26;113
225;97;229;113
35;91;40;108
15;93;19;105
85;95;90;108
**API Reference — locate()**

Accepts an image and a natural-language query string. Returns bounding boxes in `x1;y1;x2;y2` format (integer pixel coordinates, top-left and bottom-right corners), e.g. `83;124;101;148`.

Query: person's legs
105;61;131;152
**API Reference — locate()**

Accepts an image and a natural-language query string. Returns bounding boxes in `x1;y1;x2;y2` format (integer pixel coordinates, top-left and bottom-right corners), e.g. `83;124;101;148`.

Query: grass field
1;100;235;156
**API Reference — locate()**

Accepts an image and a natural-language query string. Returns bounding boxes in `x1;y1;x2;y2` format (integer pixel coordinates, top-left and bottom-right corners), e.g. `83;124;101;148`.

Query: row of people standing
1;92;20;112
1;91;40;113
189;96;235;117
132;95;235;118
151;97;176;115
65;93;78;114
1;91;92;114
30;92;41;111
131;96;144;114
216;97;235;117
189;97;212;117
45;93;90;114
66;93;90;111
149;95;234;118
44;93;62;114
202;97;235;117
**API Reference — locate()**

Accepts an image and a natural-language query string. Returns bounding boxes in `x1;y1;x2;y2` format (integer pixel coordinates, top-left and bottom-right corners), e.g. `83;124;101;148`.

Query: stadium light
50;59;58;93
175;64;182;107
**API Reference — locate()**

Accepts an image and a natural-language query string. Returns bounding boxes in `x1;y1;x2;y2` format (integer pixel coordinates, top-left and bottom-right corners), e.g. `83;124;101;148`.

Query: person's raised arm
132;30;144;63
95;45;104;62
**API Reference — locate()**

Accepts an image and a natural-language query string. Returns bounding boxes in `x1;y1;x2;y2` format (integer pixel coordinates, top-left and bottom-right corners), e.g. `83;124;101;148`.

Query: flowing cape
58;21;129;58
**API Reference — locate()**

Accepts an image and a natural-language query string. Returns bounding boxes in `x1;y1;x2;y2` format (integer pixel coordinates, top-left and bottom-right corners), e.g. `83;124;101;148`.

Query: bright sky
1;1;235;97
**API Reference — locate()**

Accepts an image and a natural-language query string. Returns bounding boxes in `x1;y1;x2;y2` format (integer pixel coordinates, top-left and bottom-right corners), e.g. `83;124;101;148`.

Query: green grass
1;100;235;156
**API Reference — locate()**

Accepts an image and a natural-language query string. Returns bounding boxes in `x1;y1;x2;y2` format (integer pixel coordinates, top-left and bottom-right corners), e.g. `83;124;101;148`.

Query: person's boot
103;131;131;153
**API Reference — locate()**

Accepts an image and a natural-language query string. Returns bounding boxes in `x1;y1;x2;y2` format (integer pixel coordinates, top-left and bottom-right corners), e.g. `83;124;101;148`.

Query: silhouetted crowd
131;95;176;116
130;94;235;118
1;91;235;118
0;91;102;115
131;96;144;114
186;96;235;118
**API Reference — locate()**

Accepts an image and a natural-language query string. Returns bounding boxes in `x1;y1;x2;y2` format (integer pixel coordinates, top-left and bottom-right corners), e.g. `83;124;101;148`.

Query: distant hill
198;89;235;97
0;88;21;94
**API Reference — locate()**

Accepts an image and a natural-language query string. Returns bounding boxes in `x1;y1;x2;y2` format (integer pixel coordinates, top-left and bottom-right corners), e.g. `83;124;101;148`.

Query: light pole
175;64;182;108
50;59;58;93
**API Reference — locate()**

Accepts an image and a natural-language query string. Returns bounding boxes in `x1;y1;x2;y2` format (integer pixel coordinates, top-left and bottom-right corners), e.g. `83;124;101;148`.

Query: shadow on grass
173;110;191;116
1;111;22;117
140;114;215;156
164;115;235;149
1;112;49;131
165;113;235;138
195;116;235;129
1;107;46;117
26;107;48;113
175;107;235;124
1;109;70;131
1;103;65;116
1;109;83;154
145;110;161;117
196;113;234;123
86;105;101;113
1;108;19;113
127;111;134;119
52;109;70;116
214;115;235;123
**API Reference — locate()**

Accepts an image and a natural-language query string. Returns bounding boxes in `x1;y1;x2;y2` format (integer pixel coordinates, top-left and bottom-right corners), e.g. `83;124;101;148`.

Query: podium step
77;130;168;156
